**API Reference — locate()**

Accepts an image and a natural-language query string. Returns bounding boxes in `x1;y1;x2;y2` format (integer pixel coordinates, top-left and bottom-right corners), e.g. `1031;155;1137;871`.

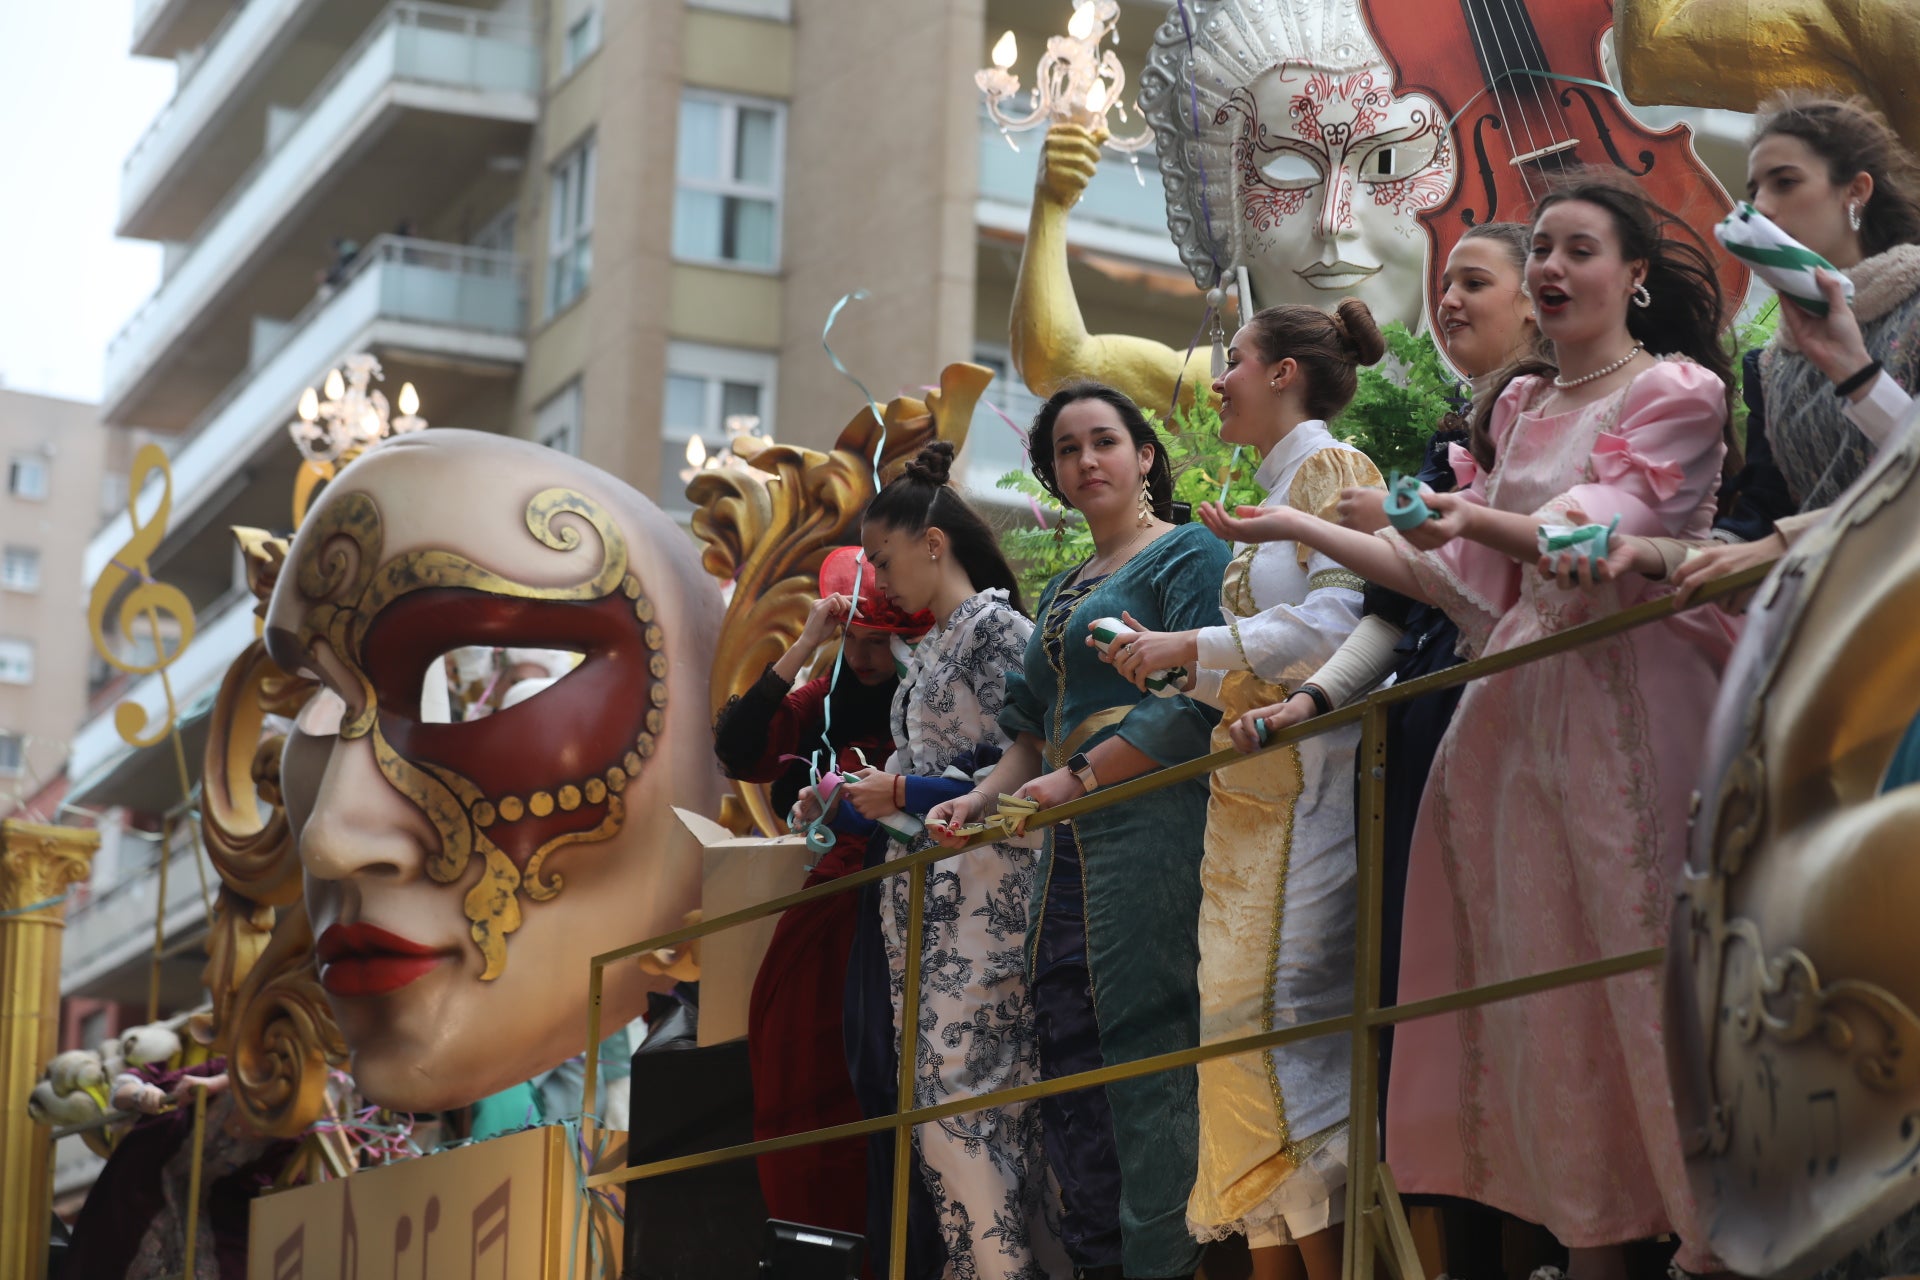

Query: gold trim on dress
1309;569;1367;595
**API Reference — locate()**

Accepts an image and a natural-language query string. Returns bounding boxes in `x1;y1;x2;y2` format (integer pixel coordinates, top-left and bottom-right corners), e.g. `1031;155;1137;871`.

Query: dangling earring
1137;476;1153;528
1633;282;1652;309
1849;200;1864;231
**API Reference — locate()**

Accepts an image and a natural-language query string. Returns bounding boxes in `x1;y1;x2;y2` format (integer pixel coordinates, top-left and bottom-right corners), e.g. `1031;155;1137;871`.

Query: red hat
818;545;933;636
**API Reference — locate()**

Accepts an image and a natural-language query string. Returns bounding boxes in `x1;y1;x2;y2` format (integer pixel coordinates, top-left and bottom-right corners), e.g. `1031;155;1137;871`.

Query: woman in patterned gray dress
853;442;1068;1279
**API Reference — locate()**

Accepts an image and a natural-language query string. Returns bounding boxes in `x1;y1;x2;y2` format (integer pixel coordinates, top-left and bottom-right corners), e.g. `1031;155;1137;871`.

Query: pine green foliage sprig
1329;321;1461;480
1728;298;1780;450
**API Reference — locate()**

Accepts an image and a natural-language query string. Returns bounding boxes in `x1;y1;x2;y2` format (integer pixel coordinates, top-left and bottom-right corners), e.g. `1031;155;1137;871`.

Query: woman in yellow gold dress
1108;299;1385;1280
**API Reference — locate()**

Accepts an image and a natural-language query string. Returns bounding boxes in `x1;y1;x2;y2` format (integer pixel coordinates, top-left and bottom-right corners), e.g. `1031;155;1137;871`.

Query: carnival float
5;0;1920;1277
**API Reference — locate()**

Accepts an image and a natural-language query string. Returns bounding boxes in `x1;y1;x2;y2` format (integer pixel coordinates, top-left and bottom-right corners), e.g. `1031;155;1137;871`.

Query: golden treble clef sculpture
87;443;199;763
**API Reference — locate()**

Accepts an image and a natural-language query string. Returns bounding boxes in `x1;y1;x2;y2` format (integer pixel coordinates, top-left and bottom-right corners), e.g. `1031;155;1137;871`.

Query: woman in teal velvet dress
929;383;1231;1279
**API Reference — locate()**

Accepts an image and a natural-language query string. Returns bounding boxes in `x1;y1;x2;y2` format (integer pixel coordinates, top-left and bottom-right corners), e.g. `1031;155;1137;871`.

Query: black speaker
758;1219;864;1279
622;993;769;1280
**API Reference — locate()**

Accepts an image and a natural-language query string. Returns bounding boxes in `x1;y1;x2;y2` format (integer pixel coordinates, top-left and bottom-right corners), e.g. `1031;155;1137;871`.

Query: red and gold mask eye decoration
277;488;666;980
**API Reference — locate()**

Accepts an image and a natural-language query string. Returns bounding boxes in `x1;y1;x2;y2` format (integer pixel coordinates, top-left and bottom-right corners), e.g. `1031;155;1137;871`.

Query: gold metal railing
581;560;1774;1280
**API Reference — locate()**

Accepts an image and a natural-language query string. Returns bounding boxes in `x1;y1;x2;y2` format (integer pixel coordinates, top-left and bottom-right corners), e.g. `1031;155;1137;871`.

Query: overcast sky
0;2;172;404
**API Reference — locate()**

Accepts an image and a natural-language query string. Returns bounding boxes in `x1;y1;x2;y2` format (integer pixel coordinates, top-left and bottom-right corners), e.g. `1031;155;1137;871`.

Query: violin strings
1488;0;1579;199
1485;0;1552;204
1459;0;1537;208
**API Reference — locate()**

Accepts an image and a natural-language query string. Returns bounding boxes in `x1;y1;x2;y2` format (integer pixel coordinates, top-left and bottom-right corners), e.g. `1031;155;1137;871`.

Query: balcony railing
104;1;539;409
120;0;303;230
81;235;527;653
62;811;213;994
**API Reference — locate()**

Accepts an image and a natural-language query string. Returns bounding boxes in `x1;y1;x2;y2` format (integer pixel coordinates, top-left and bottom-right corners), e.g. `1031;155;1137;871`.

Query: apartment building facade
56;0;1194;1074
0;389;112;820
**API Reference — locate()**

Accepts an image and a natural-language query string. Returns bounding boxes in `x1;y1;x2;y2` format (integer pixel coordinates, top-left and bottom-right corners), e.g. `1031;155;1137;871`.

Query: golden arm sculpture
1010;124;1215;416
1615;0;1920;152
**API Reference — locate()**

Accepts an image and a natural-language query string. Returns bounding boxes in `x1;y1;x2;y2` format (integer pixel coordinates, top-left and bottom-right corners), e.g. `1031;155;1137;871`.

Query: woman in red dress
711;545;931;1240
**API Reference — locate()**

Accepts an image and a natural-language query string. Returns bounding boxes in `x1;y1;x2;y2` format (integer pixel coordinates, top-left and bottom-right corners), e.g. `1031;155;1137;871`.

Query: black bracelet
1296;684;1333;717
1834;359;1883;399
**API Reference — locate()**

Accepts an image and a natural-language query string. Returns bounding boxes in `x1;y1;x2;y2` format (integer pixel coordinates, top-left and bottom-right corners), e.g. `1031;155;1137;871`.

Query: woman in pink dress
1204;173;1739;1278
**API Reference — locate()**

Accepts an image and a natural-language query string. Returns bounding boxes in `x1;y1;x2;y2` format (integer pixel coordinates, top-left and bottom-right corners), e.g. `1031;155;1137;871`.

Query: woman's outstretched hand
1106;611;1197;692
925;791;987;847
1198;501;1298;545
1011;768;1086;811
1670;531;1787;607
1399;490;1473;551
1227;694;1313;753
1534;507;1660;590
1780;270;1874;391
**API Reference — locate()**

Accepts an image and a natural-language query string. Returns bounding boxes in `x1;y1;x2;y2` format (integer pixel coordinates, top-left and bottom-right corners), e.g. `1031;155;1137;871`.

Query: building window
1;546;39;592
688;0;791;17
0;733;21;776
546;137;596;317
562;4;601;75
0;638;33;684
8;455;49;501
537;380;583;456
673;92;784;269
662;342;776;512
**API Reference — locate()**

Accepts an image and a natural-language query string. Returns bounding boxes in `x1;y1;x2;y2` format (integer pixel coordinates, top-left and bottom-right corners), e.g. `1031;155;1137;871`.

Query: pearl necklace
1553;342;1644;389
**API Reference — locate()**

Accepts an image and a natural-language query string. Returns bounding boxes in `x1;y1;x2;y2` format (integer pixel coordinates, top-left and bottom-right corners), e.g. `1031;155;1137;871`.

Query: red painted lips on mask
315;922;452;997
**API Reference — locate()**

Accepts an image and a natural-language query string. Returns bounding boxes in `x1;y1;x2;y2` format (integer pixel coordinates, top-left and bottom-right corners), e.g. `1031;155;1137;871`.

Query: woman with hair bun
927;385;1232;1279
1114;298;1386;1280
852;442;1065;1278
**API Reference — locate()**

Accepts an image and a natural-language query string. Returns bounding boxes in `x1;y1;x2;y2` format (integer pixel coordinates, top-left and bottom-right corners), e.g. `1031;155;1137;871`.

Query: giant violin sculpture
1359;0;1747;329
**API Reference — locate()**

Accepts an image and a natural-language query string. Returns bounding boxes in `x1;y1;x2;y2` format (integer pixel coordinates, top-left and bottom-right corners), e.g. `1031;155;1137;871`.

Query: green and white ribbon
1715;202;1854;316
1537;513;1621;561
1088;615;1189;699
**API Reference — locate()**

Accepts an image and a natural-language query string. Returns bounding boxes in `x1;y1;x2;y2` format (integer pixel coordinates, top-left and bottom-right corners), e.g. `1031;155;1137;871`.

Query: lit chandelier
288;353;426;465
975;0;1153;165
679;414;777;484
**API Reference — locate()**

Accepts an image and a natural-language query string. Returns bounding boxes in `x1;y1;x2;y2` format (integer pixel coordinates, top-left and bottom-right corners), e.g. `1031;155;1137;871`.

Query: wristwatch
1066;752;1099;793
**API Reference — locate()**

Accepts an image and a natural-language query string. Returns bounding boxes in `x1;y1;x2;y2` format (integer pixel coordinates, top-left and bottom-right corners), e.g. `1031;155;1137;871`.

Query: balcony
121;0;352;241
78;234;527;692
62;813;217;1005
974;110;1179;266
104;1;539;429
132;0;232;60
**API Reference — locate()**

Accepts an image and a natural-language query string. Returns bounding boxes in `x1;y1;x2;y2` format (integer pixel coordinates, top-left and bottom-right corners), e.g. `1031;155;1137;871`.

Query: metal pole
889;860;928;1280
1344;702;1388;1280
180;1080;210;1278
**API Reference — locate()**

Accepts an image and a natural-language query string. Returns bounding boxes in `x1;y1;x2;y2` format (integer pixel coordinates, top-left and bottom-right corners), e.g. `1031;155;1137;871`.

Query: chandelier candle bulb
974;0;1154;155
1087;616;1189;697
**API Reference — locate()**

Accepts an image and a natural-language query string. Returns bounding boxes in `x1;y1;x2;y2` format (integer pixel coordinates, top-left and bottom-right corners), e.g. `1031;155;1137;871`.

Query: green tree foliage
1729;298;1780;450
1329;321;1462;480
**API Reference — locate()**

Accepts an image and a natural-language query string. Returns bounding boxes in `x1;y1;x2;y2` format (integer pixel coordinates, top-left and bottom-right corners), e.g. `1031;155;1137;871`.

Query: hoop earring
1137;477;1153;528
1849;200;1864;231
1632;282;1652;309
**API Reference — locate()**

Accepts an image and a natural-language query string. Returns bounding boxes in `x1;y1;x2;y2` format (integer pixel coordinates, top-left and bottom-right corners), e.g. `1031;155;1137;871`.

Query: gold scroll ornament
1675;401;1920;1275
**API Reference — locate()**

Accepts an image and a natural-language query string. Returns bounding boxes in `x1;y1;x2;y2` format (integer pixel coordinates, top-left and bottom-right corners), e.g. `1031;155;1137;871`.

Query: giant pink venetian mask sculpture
264;429;724;1111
